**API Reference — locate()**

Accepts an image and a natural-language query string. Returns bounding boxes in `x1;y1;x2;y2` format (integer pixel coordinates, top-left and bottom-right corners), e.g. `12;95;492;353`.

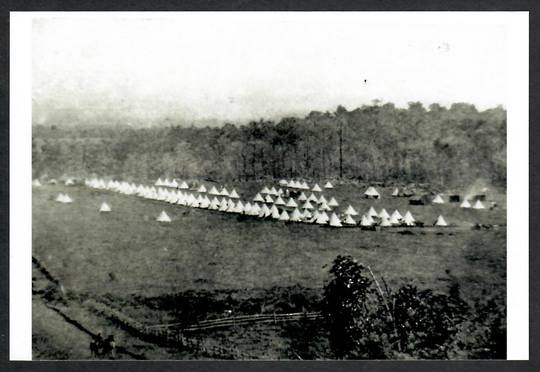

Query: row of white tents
84;177;450;228
432;193;486;209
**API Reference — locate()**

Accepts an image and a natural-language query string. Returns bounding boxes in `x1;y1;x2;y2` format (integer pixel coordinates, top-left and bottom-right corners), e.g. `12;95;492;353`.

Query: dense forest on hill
32;102;506;187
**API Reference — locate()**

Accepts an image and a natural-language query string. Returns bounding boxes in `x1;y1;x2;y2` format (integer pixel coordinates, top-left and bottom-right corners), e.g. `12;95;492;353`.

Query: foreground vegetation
33;183;506;359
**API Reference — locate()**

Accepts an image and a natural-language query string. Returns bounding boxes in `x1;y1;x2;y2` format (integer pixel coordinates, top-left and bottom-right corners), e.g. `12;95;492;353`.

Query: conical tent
319;202;331;211
290;208;303;222
200;197;210;209
261;186;270;194
367;206;378;217
251;203;261;216
278;188;284;195
209;186;219;195
243;202;253;215
379;208;390;219
432;194;445;204
209;197;220;210
298;192;307;201
170;179;179;188
303;210;313;220
265;195;274;204
434;215;448;226
274;196;286;206
308;193;318;202
389;213;402;225
391;210;403;220
99;202;111;212
360;215;373;226
302;200;314;210
226;201;236;213
55;193;65;202
63;194;73;203
380;217;392;227
179;181;189;189
157;211;171;222
343;214;357;225
286;198;298;208
344;205;358;216
219;199;228;212
230;189;240;199
329;213;343;227
328;197;339;207
316;211;329;224
220;188;230;197
260;204;270;217
301;181;309;190
403;211;415;226
392;188;399;197
271;206;281;219
312;184;322;192
318;195;328;204
364;186;380;199
65;178;74;186
234;200;245;213
253;193;265;203
279;210;290;221
270;187;279;196
473;200;486;209
324;181;334;189
198;185;207;193
460;200;471;208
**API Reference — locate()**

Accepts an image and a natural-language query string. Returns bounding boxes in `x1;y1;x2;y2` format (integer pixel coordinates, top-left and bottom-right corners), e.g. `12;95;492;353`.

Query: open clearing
32;182;506;359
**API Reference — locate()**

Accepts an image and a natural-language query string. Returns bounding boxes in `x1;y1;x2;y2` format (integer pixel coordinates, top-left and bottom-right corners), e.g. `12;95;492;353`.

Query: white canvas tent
99;202;111;212
286;198;298;208
432;194;445;204
302;200;314;210
360;215;373;227
316;211;329;224
328;197;339;207
392;187;399;197
157;211;171;223
329;213;343;227
274;196;286;206
324;181;334;189
367;206;378;218
253;193;265;203
343;214;356;225
473;200;486;209
364;186;380;199
32;179;42;187
198;185;207;193
312;184;322;192
434;215;448;226
298;192;307;201
460;200;472;208
229;189;240;199
265;195;274;204
290;208;303;222
344;205;358;216
379;208;390;219
179;181;189;190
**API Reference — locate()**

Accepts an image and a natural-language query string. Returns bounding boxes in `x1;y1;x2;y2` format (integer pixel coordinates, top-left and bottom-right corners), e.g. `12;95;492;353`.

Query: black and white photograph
10;11;529;361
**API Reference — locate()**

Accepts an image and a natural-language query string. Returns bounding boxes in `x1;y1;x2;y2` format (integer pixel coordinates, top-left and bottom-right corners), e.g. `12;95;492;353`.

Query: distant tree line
32;102;506;187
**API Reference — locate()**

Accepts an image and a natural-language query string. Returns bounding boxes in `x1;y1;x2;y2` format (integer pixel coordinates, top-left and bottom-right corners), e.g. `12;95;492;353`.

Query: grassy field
32;181;506;359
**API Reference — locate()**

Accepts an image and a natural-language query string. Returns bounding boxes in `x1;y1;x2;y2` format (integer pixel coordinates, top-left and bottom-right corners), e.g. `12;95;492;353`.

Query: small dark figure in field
89;333;116;359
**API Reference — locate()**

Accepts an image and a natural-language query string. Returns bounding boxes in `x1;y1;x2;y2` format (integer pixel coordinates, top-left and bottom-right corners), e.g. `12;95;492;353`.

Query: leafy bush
321;255;505;359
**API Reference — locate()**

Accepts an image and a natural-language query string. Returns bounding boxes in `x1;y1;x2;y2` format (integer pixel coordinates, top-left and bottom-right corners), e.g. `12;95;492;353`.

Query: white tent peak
99;202;111;212
157;210;171;223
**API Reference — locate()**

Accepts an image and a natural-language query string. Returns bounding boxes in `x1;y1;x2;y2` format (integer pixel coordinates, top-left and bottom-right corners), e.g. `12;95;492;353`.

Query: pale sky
32;13;507;125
